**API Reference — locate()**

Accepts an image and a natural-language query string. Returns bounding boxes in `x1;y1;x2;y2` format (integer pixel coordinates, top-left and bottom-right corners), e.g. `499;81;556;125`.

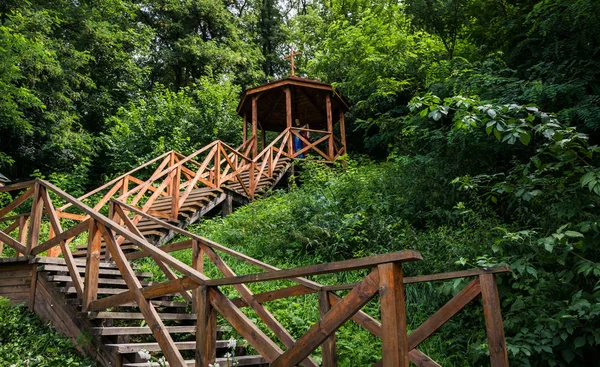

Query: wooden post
252;96;258;158
243;112;247;143
17;216;28;257
378;262;409;367
480;273;509;367
214;145;221;187
83;219;101;311
195;285;217;367
319;290;338;367
285;87;293;156
222;192;233;216
340;111;346;155
26;183;44;254
326;94;334;160
167;152;176;195
46;225;60;257
171;165;181;219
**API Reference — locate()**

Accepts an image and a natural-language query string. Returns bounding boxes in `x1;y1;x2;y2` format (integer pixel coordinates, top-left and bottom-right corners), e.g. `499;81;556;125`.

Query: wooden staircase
71;158;292;261
34;256;268;367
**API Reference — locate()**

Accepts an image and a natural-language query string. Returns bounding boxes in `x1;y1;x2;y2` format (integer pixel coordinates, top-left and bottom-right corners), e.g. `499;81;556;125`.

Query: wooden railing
0;179;509;366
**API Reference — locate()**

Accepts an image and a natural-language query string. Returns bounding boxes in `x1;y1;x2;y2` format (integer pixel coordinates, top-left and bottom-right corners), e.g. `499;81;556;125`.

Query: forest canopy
0;0;599;365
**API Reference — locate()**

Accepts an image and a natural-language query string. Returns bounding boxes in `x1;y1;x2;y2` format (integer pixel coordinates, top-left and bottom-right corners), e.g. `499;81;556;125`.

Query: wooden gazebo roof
237;76;350;132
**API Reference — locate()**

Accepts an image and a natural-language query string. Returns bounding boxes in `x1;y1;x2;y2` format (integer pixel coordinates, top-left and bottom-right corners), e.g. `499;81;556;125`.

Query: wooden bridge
0;76;510;366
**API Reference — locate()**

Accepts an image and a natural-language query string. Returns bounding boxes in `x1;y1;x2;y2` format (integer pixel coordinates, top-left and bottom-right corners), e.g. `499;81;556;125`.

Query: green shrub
0;298;97;366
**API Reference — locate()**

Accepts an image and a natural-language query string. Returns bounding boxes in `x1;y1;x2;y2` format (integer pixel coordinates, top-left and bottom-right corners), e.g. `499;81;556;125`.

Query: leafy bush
0;297;97;366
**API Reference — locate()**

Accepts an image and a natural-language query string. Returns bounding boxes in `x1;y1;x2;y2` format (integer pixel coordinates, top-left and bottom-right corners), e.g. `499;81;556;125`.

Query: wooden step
48;275;153;286
38;264;152;278
31;257;120;268
106;340;228;353
121;355;266;366
92;325;228;336
68;298;187;309
59;286;132;295
84;312;196;320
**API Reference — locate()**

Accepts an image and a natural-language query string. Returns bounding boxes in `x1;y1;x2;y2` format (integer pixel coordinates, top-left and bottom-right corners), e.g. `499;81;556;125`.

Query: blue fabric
293;135;304;158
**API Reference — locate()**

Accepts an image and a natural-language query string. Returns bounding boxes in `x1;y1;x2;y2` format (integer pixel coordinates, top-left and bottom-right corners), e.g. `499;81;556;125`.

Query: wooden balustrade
0;145;507;367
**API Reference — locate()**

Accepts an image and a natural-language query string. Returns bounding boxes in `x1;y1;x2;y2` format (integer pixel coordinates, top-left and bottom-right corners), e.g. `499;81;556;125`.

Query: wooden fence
0;179;509;367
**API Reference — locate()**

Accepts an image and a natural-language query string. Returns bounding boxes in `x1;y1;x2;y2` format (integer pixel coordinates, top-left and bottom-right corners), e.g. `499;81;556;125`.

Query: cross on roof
284;46;302;77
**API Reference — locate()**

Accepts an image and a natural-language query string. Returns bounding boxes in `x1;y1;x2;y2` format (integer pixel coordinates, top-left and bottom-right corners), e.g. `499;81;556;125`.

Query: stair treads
106;340;229;353
84;312;196;320
59;286;130;295
92;325;227;335
31;256;118;269
68;298;187;309
121;355;266;366
38;264;152;278
47;275;152;286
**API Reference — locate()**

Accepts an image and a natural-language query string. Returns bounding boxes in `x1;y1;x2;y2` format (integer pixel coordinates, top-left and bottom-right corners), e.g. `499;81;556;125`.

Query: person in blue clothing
293;119;310;158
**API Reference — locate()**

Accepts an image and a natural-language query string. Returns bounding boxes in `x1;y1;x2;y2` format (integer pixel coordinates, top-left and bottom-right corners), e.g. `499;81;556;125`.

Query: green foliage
103;77;241;174
0;298;97;366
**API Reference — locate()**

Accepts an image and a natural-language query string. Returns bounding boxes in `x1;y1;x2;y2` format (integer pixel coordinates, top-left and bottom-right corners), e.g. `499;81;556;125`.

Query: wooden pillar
378;262;409;367
83;219;101;311
319;290;338;367
221;192;233;216
47;225;60;257
26;183;44;254
252;96;258;158
171;165;181;219
480;274;509;367
17;216;28;257
285;87;293;156
191;240;204;313
340;111;346;155
195;285;217;367
326;94;334;160
243;112;247;143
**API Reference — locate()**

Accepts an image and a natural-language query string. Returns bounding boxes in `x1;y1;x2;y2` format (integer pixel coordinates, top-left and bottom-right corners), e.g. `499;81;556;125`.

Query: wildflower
138;348;151;360
224;352;232;358
208;363;220;367
227;338;237;349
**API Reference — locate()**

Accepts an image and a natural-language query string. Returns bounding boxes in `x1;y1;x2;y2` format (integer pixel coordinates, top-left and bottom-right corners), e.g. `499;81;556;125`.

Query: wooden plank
205;250;422;287
0;231;27;254
271;269;380;367
252;95;258;158
326;93;334;160
99;223;187;367
378;262;408;367
405;267;511;284
83;219;101;310
28;265;37;310
0;180;35;192
408;349;442;367
323;266;511;291
209;287;284;362
319;290;338;367
231;285;316;308
408;278;481;350
0;220;20;256
195;285;216;367
0;188;34;218
480;273;509;367
26;183;44;253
